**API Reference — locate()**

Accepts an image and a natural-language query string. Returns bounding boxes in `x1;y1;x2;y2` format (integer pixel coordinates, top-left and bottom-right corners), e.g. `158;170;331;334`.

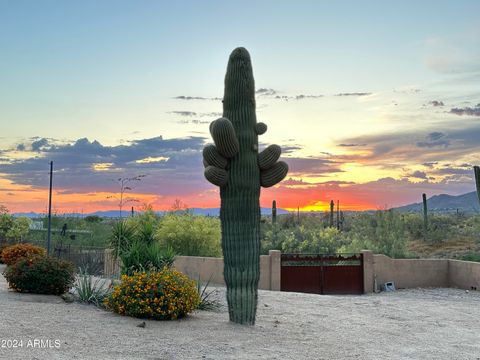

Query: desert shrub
75;268;112;306
340;210;407;258
104;269;200;320
3;255;75;295
84;215;101;223
1;243;46;265
120;240;175;275
280;226;345;254
156;213;221;257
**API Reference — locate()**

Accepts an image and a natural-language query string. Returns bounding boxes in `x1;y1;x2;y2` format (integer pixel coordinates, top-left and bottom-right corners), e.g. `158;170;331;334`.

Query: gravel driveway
1;264;479;360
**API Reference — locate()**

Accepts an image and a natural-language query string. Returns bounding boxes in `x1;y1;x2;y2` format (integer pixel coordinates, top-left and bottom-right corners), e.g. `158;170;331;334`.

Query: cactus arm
258;144;281;170
204;166;228;187
210;117;240;158
260;161;289;188
203;144;228;169
255;122;267;135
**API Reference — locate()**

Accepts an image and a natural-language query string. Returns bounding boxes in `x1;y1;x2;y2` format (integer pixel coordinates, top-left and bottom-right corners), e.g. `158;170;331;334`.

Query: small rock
264;304;269;307
61;293;75;303
137;321;146;328
465;290;469;294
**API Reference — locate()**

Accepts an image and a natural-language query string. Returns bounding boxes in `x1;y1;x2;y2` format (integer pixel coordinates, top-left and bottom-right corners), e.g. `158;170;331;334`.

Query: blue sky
0;1;479;212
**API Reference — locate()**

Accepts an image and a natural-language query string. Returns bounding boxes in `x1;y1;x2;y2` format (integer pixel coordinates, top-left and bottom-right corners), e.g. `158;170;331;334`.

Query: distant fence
52;243;106;275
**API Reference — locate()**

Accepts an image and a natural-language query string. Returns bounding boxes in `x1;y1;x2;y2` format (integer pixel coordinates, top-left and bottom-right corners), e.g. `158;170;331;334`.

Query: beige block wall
449;260;480;290
173;250;281;291
373;255;449;290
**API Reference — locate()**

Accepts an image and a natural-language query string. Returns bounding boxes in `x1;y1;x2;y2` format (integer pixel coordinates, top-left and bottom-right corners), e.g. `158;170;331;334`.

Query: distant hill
14;207;290;218
394;191;480;214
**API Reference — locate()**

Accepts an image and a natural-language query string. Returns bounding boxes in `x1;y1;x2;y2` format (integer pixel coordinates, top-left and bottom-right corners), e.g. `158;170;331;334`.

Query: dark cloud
16;144;26;151
338;143;367;147
337;123;480;168
407;171;428;180
429;100;445;107
256;88;276;96
432;167;473;176
173;96;222;101
335;92;372;97
176;119;210;125
31;138;49;152
286;157;343;176
169;111;222;118
416;132;450;148
280;145;303;154
449;104;480;116
422;162;438;168
273;94;323;101
294;94;323;100
0;136;209;196
169;111;197;117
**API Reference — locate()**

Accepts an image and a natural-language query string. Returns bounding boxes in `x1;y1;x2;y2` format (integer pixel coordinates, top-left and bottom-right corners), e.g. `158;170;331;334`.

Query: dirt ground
0;264;479;360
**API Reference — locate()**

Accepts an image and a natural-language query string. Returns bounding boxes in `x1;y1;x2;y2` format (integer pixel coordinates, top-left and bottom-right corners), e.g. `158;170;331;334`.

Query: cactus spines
258;144;281;170
202;47;288;325
260;161;288;188
255;122;267;135
204;166;228;187
474;166;480;205
203;144;228;169
209;118;240;158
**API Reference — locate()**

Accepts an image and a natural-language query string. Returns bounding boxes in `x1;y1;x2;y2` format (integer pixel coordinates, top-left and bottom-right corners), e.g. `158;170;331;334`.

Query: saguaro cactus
422;193;428;239
474;166;480;206
329;200;334;227
203;48;288;325
272;200;277;225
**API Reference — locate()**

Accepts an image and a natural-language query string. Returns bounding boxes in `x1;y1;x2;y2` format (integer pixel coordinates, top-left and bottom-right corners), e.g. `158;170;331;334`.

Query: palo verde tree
203;47;288;325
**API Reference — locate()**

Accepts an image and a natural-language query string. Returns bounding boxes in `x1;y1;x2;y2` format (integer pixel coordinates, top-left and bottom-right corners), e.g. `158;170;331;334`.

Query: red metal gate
281;253;364;295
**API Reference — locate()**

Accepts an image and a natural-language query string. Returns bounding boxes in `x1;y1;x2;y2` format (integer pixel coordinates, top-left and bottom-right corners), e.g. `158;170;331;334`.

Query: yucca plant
196;275;222;312
119;240;176;275
109;220;136;258
75;267;112;306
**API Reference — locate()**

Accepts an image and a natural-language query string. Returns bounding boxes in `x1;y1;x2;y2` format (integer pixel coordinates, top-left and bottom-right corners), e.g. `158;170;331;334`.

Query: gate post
269;250;281;291
361;250;374;293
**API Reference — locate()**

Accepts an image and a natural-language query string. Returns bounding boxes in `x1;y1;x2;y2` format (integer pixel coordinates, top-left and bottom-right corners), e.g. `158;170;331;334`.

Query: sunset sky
1;1;479;213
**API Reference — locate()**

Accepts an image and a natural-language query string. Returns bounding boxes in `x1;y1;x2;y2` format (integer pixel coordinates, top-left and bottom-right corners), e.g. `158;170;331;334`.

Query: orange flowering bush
0;243;46;265
104;269;200;320
3;255;75;295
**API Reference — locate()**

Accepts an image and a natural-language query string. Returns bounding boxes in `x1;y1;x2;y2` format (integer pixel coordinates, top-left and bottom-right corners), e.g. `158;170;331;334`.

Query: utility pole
47;161;53;255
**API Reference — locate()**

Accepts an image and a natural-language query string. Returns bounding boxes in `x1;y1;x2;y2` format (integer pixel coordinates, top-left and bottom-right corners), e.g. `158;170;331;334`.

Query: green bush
104;269;200;320
120;240;175;275
3;256;75;295
155;213;221;257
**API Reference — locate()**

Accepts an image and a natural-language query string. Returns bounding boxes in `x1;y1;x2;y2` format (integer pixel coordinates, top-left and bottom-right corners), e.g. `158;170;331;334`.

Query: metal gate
281;253;364;295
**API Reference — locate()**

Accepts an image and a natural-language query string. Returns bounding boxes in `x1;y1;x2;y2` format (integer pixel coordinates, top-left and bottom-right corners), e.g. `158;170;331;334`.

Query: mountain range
14;207;291;218
13;191;480;218
394;191;479;214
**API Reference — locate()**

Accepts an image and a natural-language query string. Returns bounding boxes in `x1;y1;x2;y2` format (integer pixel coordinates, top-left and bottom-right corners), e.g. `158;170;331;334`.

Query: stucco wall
373;255;449;290
449;260;480;290
362;251;479;293
173;250;281;291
